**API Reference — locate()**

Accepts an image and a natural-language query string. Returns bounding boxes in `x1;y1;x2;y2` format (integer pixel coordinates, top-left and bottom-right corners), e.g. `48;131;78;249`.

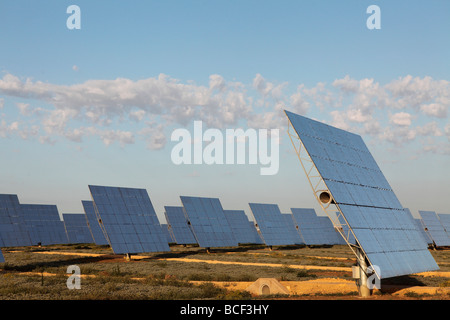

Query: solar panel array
438;214;450;237
291;208;345;245
164;206;197;245
403;208;431;247
419;211;450;247
281;213;305;245
180;196;238;248
82;200;109;245
249;203;296;246
285;110;439;279
89;185;170;254
160;224;175;243
63;213;95;244
224;209;264;244
0;195;32;247
21;204;69;245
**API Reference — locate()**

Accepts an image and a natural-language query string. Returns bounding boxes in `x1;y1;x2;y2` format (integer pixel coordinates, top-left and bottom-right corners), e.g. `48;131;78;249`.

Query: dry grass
0;244;449;300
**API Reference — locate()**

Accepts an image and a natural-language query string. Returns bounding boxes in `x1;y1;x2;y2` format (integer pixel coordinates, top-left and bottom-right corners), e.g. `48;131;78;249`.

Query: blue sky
0;1;449;221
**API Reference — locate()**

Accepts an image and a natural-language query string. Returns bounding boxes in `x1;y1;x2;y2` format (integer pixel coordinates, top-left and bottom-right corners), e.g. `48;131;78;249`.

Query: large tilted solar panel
89;185;170;254
419;211;450;247
0;194;32;247
291;208;344;245
164;206;197;245
223;209;264;244
285;110;439;278
249;203;296;246
63;213;95;244
438;214;450;236
21;204;69;245
180;196;238;248
281;213;304;245
82;201;109;245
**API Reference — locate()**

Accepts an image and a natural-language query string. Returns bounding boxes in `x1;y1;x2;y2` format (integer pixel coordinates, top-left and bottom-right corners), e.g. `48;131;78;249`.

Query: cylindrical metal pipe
319;191;334;204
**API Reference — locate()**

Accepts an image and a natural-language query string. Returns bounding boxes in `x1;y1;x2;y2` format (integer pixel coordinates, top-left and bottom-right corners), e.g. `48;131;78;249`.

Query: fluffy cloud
0;73;448;156
390;112;413;127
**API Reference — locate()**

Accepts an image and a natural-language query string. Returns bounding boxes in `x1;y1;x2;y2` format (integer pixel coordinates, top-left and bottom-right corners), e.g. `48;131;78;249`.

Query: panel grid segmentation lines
248;203;296;246
82;200;109;246
180;196;238;248
0;194;32;247
419;211;450;247
63;213;95;244
89;185;170;254
285;110;439;279
21;204;69;245
223;209;264;245
164;206;197;245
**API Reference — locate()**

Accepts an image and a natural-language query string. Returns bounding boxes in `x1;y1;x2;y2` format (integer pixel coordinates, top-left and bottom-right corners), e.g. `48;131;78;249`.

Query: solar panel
164;206;197;245
438;213;450;235
285;110;439;279
281;213;305;245
82;200;109;245
180;196;238;248
0;194;32;247
291;208;344;245
403;208;432;246
0;249;4;263
160;223;175;243
63;213;95;244
419;211;450;247
21;204;69;245
248;203;296;246
89;185;170;254
414;218;433;245
224;209;265;244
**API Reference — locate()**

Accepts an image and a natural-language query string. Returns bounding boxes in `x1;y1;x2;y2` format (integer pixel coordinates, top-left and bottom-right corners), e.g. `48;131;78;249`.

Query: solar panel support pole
356;248;371;297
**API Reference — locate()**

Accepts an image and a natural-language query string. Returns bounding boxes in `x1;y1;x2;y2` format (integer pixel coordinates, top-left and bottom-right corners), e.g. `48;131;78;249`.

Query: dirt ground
0;244;449;300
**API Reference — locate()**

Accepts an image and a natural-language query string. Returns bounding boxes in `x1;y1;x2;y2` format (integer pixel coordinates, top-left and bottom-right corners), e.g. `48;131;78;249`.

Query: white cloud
0;72;448;154
420;103;448;118
390;112;413;126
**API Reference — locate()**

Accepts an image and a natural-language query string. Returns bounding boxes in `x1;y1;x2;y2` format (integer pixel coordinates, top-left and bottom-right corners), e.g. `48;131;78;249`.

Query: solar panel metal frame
164;206;197;245
0;194;32;247
285;110;439;279
82;200;109;246
180;196;238;248
248;203;296;246
419;210;450;247
21;204;69;246
63;213;95;244
89;185;170;254
224;209;265;245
